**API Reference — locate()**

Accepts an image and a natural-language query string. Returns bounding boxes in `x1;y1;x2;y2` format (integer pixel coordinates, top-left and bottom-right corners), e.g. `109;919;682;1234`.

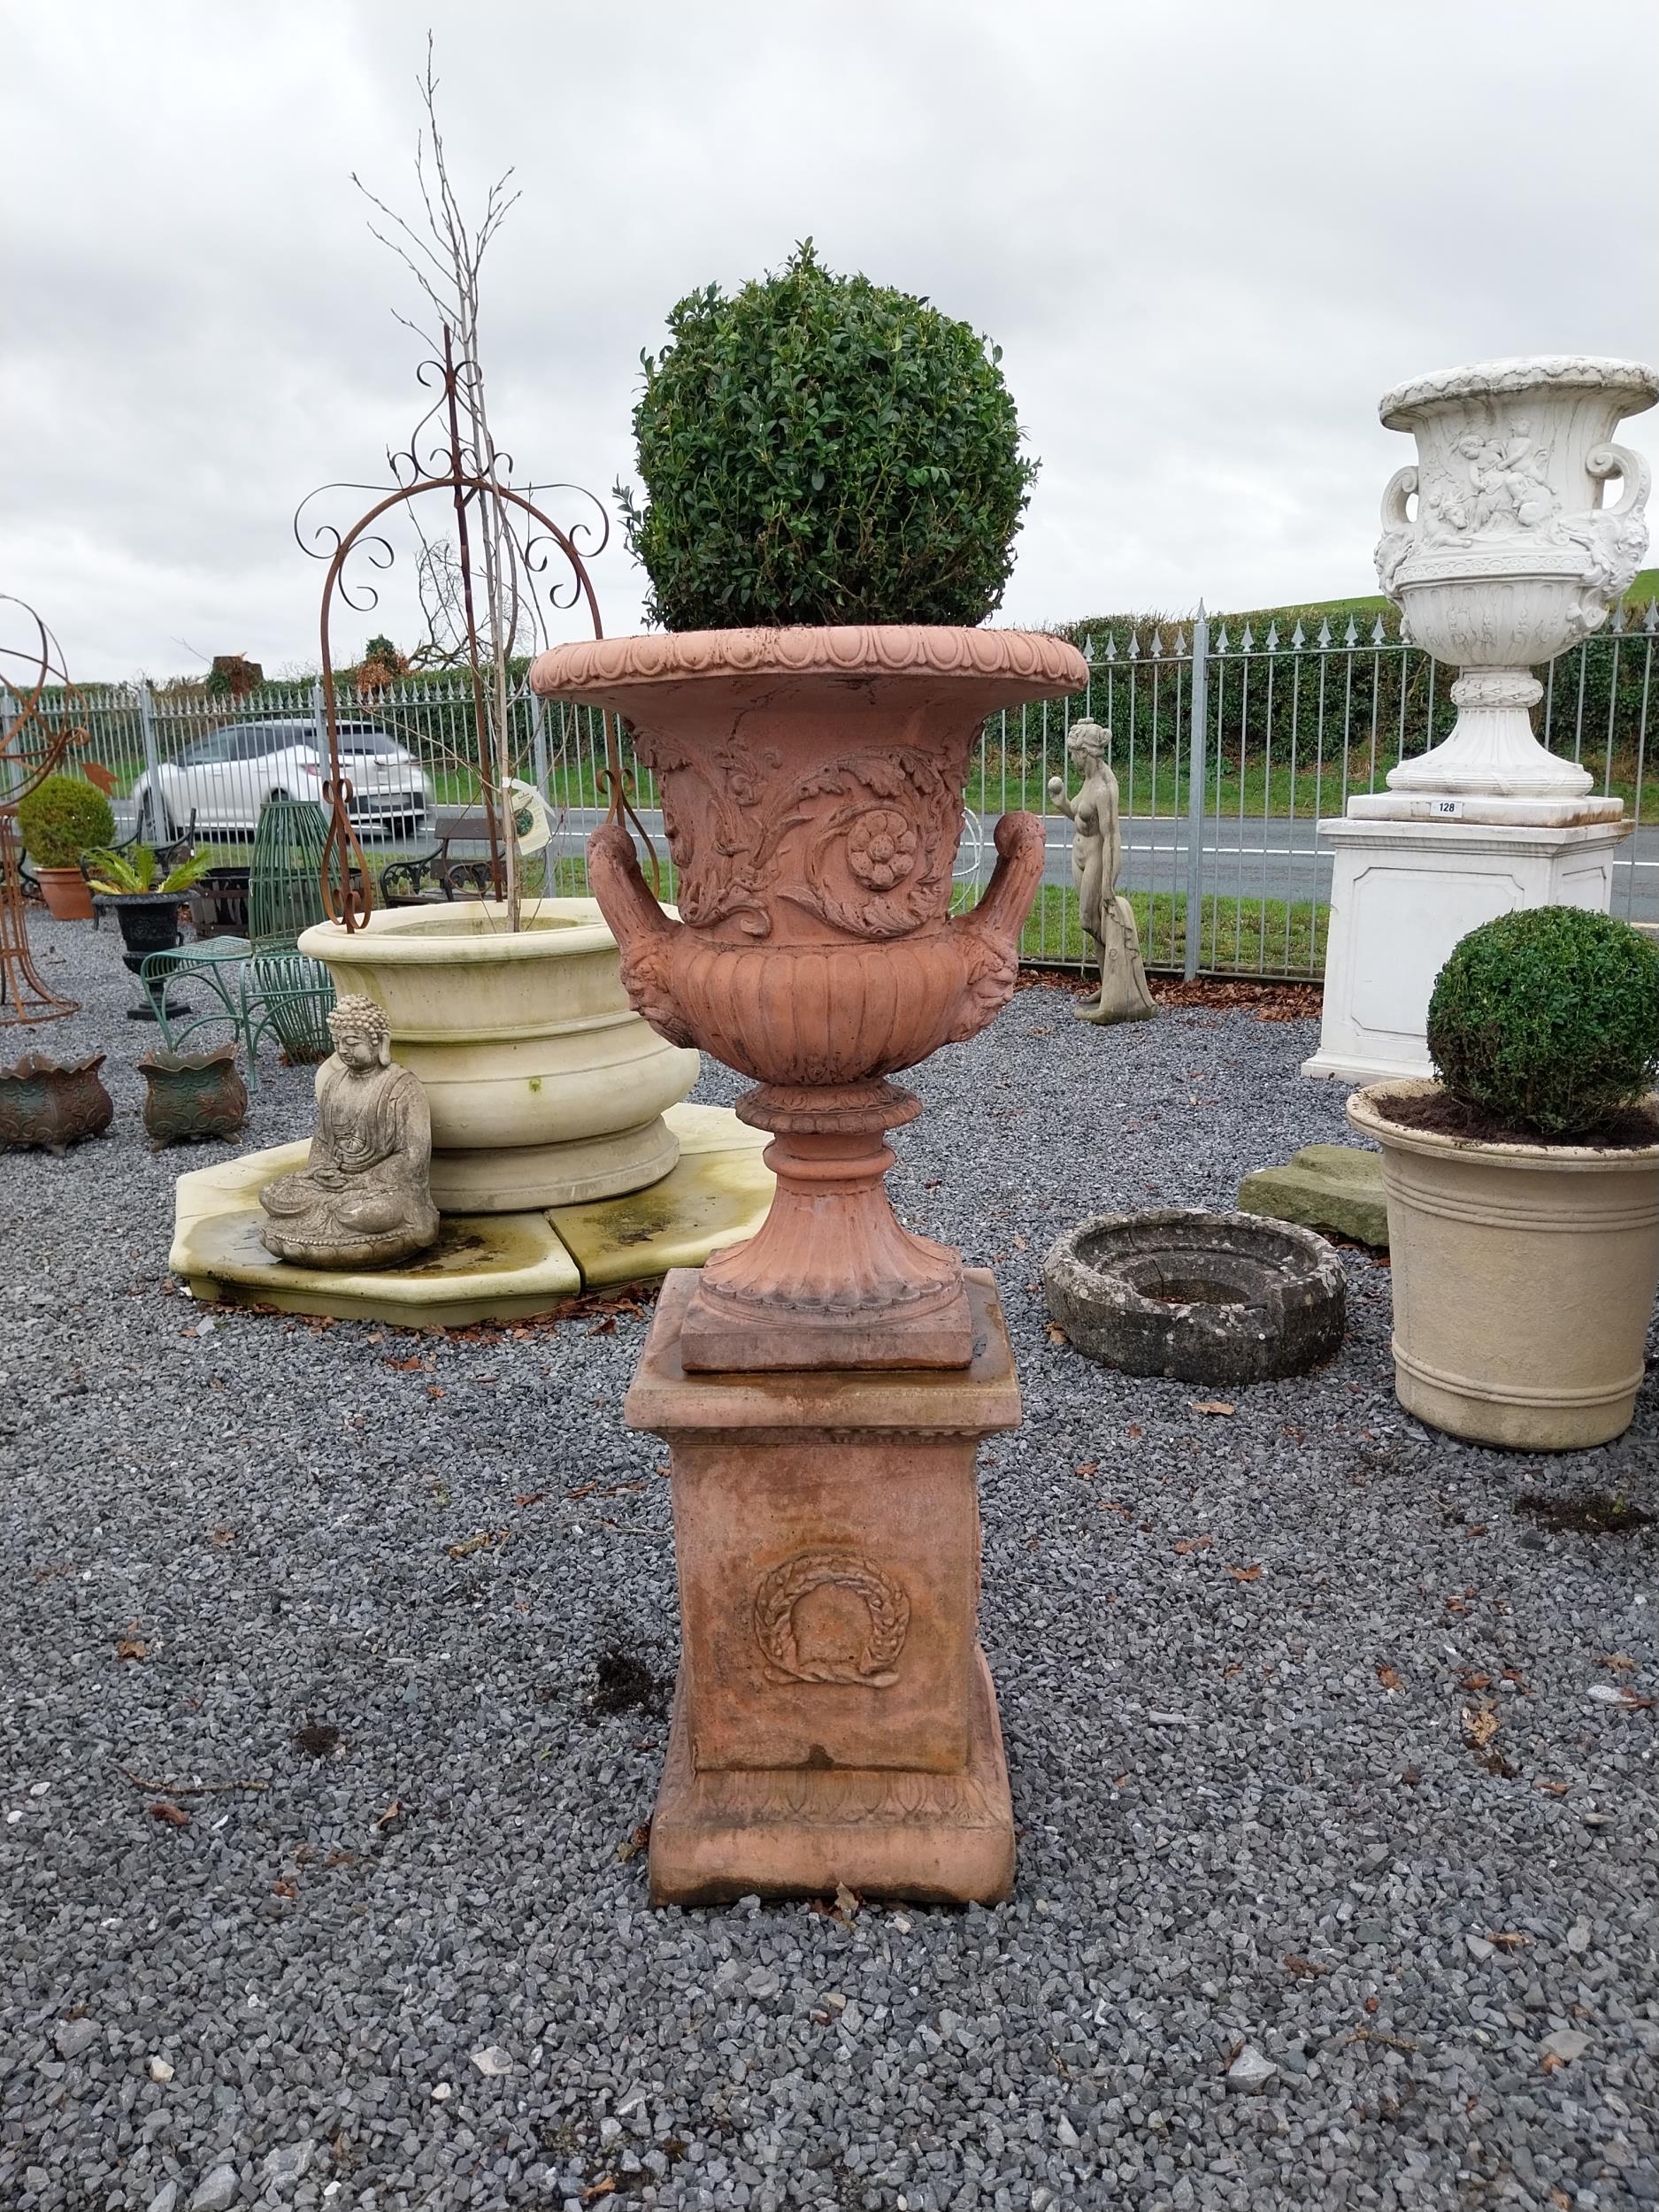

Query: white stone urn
298;898;699;1213
1363;355;1657;821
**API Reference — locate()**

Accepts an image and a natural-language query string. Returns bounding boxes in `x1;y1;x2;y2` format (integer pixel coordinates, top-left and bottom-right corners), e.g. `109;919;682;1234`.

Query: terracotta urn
0;1051;113;1153
1369;354;1656;813
137;1041;249;1148
531;626;1087;1371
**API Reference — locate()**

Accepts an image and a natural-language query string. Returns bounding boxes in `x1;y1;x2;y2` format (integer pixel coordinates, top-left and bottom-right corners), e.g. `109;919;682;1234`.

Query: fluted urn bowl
530;625;1087;1371
1371;355;1657;805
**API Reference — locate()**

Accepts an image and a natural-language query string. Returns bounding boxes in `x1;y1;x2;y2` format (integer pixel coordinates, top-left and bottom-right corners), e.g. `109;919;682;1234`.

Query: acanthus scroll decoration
635;739;961;942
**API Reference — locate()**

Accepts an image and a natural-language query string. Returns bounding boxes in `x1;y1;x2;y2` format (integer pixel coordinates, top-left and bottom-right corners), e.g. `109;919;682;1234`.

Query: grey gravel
1541;2028;1594;2065
187;2167;240;2212
51;2018;98;2060
1223;2045;1279;2093
258;2139;315;2187
2;919;1657;2212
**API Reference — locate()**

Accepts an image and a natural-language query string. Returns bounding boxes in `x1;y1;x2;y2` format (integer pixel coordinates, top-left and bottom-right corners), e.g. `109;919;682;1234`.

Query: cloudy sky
5;0;1658;680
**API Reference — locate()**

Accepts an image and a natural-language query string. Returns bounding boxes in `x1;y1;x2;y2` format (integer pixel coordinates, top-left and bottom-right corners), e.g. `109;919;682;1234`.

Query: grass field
1016;884;1326;977
967;747;1654;823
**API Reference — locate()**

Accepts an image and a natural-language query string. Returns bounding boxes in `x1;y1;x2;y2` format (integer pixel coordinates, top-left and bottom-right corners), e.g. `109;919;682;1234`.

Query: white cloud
3;0;1656;677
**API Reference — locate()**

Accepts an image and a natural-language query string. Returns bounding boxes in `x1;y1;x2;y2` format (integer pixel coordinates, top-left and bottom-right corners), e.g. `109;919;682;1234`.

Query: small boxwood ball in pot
618;238;1038;633
16;773;115;869
1426;904;1659;1138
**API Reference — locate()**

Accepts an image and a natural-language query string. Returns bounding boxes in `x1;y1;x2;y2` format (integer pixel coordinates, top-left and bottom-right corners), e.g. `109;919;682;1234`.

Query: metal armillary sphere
295;330;651;932
0;597;88;1025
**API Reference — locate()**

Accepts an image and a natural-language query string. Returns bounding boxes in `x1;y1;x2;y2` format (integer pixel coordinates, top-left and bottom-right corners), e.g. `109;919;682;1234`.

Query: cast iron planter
0;1051;113;1152
137;1041;248;1148
94;891;191;1021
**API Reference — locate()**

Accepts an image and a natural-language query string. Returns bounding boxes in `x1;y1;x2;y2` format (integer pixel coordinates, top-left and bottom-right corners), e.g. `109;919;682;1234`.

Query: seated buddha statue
259;995;441;1267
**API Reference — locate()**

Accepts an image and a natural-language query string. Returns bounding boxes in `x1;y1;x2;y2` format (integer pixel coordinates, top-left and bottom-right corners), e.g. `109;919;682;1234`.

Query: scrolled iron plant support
296;330;652;932
0;597;89;1026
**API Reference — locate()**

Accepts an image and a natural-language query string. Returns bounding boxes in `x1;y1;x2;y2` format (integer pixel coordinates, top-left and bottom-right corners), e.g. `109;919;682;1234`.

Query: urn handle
946;810;1046;1041
1588;442;1651;523
586;821;695;1048
1374;465;1420;599
1379;464;1419;530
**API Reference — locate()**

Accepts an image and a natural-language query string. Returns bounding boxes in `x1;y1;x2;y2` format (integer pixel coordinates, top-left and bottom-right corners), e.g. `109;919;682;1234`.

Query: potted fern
1348;906;1659;1448
85;846;211;1018
16;774;115;920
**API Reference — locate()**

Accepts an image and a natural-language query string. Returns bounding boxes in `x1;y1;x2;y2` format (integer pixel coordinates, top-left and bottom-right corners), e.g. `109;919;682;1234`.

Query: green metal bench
143;799;336;1084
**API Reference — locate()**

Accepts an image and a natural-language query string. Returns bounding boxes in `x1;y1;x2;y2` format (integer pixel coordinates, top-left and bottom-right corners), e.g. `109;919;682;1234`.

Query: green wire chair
144;800;337;1080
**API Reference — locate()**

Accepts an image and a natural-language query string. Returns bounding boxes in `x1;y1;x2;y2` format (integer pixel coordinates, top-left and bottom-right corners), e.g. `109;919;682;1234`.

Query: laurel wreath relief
752;1549;911;1686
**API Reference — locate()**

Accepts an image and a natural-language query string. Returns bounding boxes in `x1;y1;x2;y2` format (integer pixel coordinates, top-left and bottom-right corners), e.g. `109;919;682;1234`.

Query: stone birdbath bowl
1041;1209;1346;1386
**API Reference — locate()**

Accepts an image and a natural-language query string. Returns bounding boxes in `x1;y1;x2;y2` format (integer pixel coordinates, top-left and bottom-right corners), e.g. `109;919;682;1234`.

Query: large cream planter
297;899;699;1213
1348;1080;1659;1450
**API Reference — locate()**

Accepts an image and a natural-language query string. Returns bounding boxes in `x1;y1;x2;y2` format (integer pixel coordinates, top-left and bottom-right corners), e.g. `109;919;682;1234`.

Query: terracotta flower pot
0;1051;113;1152
1348;1079;1659;1448
35;866;95;922
531;625;1087;1370
137;1041;249;1148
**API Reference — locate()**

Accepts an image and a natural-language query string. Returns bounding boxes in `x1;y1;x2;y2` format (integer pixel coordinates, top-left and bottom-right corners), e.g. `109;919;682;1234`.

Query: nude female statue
1048;719;1156;1025
260;995;441;1266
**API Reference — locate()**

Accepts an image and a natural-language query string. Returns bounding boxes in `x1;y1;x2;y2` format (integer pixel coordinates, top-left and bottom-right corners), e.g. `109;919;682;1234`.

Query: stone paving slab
1237;1140;1388;1247
168;1102;774;1323
548;1102;772;1289
170;1144;584;1325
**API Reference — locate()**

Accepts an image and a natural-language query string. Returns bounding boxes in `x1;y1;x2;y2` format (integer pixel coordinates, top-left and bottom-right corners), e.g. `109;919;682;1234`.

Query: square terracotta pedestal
626;1267;1021;1906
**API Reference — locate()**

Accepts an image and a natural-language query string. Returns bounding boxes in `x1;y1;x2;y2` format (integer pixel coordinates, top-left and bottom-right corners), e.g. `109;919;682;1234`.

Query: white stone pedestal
1302;810;1631;1086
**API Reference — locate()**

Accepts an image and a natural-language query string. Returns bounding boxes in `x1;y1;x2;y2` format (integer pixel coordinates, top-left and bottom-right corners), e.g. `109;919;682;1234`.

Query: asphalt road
119;797;1659;926
540;804;1659;925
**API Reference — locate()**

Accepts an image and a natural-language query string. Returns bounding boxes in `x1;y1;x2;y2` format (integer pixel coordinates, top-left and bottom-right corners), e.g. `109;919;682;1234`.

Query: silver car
134;718;433;840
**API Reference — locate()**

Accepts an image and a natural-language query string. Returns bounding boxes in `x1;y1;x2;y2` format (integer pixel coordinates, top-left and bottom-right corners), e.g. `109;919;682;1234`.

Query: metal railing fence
7;593;1657;979
972;593;1659;978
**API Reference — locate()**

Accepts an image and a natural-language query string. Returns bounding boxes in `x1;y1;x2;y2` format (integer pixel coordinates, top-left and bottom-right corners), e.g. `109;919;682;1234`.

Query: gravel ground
1;915;1655;2212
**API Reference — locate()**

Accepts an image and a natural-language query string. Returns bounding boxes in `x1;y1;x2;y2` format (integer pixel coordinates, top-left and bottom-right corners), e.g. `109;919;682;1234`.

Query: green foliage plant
618;239;1037;631
15;775;116;868
1427;905;1659;1138
84;846;210;895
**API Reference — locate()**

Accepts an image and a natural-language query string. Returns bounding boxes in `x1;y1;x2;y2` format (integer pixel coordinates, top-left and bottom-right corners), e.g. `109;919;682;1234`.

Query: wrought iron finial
296;331;615;931
0;596;87;1025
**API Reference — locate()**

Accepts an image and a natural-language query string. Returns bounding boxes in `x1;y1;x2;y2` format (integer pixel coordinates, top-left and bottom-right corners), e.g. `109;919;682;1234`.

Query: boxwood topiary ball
16;773;116;869
618;238;1038;633
1426;905;1659;1137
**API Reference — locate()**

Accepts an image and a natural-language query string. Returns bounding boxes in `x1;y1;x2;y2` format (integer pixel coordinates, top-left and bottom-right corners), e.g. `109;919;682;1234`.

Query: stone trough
1041;1209;1346;1386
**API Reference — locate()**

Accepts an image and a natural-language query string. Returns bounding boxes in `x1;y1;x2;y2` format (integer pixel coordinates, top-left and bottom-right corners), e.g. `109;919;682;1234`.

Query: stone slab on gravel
1;918;1656;2212
1238;1139;1389;1246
